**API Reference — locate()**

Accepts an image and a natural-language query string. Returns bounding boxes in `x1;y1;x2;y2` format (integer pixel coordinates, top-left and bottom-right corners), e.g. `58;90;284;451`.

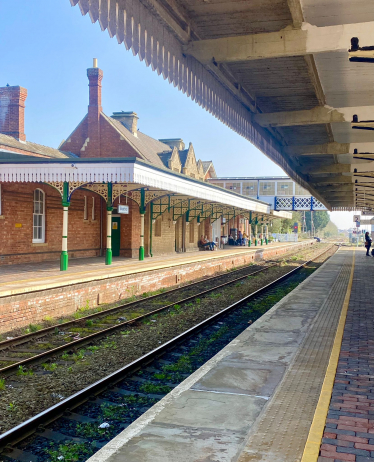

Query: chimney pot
111;111;139;137
0;85;27;141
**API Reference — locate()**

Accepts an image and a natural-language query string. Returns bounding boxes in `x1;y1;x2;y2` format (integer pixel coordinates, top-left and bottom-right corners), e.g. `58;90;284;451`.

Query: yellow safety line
300;249;355;462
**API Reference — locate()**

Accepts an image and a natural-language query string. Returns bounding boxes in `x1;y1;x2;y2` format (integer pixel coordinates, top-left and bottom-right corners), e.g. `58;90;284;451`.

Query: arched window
33;189;45;243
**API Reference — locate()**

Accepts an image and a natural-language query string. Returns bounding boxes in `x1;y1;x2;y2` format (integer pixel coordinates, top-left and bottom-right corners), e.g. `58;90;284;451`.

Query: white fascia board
271;211;293;219
133;163;269;213
0;162;270;214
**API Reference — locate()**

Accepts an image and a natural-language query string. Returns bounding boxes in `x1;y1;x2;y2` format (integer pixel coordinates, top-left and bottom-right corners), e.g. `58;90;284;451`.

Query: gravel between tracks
0;243;336;434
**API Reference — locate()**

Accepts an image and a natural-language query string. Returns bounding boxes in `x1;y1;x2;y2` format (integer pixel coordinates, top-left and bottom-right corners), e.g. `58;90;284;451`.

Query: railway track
0;245;337;461
0;244;330;376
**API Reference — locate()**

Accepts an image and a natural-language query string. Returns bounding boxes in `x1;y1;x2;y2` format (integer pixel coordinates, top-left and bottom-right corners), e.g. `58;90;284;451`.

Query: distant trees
305;211;329;232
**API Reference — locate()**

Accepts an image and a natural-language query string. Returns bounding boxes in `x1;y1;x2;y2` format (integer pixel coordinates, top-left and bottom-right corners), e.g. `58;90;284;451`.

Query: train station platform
0;240;314;334
86;247;359;462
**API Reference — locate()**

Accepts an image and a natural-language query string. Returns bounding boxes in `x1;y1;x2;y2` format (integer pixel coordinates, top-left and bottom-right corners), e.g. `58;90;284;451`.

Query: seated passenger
204;235;217;251
200;235;211;250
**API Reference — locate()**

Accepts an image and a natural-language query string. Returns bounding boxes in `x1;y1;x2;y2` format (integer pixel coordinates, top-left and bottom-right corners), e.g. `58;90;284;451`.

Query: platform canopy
69;0;374;211
0;156;292;221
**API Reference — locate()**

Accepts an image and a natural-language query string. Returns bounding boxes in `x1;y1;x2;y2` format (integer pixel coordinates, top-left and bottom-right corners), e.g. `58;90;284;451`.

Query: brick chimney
111;111;139;137
0;85;28;141
85;58;103;157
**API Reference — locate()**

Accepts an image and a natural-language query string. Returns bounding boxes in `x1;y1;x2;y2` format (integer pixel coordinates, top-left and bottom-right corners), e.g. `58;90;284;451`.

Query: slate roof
157;151;173;168
104;114;170;168
201;160;217;178
0;134;74;159
178;149;189;167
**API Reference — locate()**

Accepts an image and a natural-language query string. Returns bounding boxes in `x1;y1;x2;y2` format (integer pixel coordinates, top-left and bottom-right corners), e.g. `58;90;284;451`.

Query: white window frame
32;188;45;243
92;197;95;220
84;196;88;220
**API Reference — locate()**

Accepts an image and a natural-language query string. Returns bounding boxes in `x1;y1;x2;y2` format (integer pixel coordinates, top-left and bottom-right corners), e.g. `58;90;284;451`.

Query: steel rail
0;243;318;351
0;262;277;351
0;245;333;376
0;262;280;375
0;244;337;451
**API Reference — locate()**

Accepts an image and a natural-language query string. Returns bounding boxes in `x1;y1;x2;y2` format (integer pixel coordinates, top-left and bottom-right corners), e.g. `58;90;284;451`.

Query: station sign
117;205;129;214
353;214;360;222
358;218;374;225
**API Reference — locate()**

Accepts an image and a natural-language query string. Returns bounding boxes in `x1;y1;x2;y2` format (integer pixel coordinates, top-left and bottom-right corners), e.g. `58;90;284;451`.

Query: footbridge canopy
70;0;374;211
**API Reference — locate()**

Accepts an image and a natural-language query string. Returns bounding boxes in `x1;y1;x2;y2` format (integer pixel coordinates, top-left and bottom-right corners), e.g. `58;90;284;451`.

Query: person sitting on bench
200;235;215;251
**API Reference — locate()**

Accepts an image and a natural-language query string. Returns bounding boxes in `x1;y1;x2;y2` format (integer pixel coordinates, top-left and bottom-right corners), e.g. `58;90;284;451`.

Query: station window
242;182;257;196
259;182;275;195
91;197;95;220
155;217;162;237
225;182;241;191
189;222;195;243
32;189;45;243
84;196;88;220
277;182;293;196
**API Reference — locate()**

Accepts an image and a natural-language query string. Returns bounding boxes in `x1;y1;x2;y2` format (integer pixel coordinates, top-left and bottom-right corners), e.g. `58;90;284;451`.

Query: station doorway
112;217;121;257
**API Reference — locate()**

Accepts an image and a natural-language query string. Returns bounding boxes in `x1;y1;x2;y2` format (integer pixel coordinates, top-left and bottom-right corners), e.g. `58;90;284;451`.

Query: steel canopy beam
301;164;351;175
253;106;365;128
283;142;350;157
184;22;374;64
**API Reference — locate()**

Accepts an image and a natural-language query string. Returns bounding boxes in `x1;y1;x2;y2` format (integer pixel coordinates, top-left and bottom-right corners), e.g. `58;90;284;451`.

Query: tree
305;211;329;232
322;221;338;238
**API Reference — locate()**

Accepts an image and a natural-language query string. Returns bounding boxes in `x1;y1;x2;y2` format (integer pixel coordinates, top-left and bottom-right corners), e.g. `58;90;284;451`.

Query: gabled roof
201;160;217;178
178;149;188;167
105;114;169;168
0;134;74;159
157;151;173;168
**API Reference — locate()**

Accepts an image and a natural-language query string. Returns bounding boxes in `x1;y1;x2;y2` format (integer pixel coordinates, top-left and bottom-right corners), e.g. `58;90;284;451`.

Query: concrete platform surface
0;241;312;297
86;248;354;462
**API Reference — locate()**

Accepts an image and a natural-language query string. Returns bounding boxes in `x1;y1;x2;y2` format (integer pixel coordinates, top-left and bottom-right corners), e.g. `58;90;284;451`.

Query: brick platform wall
0;183;102;265
0;240;315;333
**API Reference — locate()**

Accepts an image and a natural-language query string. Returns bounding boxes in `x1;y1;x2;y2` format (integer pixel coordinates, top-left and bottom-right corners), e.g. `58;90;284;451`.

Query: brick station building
0;61;287;271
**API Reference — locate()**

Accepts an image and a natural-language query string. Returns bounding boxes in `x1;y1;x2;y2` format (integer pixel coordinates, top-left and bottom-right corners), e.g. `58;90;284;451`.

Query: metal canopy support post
255;223;258;246
60;181;70;271
139;188;145;261
261;225;264;246
248;212;252;246
106;182;113;265
150;202;153;257
265;224;269;244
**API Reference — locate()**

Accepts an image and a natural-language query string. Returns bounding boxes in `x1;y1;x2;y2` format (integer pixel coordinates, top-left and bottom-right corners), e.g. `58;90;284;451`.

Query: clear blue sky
0;0;355;229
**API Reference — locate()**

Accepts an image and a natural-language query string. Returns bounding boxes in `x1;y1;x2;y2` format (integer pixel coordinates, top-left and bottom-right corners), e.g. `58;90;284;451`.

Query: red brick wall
0;240;315;333
0;182;101;265
113;198;140;258
60;113;141;159
0;86;27;141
